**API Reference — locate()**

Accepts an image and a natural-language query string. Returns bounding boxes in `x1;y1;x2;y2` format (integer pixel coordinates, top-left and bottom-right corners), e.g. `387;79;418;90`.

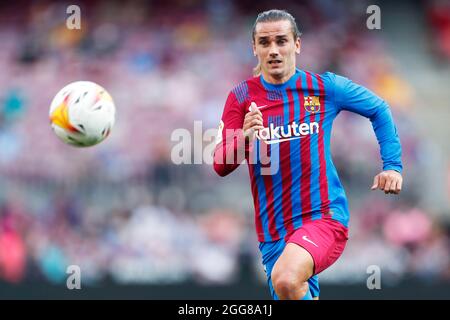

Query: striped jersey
213;69;402;242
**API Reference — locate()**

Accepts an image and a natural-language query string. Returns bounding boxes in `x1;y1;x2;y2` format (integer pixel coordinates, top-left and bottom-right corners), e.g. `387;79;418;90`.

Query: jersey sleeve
333;73;403;173
213;91;247;177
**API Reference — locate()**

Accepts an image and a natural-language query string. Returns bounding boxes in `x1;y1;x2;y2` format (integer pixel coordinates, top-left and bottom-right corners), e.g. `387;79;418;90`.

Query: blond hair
253;63;262;77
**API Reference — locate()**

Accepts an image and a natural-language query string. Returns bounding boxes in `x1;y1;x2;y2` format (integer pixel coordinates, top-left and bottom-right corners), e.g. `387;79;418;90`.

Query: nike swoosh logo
248;105;269;111
302;235;318;247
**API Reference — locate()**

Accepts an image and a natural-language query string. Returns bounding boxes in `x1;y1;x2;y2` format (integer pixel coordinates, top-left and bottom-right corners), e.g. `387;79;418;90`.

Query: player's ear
295;37;301;54
252;42;257;56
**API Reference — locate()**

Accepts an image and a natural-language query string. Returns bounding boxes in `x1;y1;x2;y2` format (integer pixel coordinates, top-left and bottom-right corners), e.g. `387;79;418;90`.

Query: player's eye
277;39;287;45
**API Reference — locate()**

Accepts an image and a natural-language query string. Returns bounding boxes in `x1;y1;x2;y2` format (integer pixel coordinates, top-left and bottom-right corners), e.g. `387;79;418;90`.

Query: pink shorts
287;217;349;275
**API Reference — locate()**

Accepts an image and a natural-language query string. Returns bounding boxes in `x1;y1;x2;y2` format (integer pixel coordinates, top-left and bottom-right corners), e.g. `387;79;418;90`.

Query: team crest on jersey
304;96;321;113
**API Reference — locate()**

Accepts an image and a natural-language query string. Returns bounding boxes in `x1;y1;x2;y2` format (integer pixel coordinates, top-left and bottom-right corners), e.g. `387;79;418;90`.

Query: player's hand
371;170;403;194
243;102;264;141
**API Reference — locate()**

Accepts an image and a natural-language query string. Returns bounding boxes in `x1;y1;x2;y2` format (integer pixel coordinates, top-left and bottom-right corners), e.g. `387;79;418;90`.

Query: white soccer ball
49;81;116;147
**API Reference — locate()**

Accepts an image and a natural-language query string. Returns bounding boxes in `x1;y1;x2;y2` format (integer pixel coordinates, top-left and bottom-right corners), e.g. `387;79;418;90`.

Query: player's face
253;20;301;84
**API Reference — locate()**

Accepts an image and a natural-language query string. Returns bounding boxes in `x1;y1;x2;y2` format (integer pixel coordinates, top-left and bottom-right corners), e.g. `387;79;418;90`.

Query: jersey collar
260;68;301;90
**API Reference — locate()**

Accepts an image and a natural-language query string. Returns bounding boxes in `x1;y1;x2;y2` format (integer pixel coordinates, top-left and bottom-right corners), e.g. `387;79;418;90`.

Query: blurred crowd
426;0;450;62
0;0;449;288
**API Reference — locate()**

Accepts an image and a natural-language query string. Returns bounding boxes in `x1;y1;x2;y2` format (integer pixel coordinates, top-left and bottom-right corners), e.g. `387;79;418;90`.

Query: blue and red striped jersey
213;69;402;242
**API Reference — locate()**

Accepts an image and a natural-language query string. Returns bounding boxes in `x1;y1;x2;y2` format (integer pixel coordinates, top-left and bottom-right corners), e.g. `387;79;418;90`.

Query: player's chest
248;89;331;126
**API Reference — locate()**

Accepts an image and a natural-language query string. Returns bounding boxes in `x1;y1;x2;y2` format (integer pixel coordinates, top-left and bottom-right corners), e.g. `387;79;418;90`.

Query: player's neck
262;68;296;85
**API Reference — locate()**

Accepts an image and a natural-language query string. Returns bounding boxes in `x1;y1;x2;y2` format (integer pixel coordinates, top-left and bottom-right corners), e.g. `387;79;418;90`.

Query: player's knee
272;270;307;300
272;273;294;299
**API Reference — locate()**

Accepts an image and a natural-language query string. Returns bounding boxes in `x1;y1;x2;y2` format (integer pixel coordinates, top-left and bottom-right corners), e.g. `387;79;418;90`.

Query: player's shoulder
313;71;355;95
230;76;261;92
296;70;341;89
316;71;339;85
229;76;261;105
318;71;353;86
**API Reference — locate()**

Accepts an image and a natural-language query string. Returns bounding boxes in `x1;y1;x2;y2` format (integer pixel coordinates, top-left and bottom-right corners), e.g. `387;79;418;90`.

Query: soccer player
213;9;403;300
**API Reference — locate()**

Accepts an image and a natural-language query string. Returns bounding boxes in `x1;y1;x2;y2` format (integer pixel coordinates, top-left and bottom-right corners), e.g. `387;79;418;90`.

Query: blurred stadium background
0;0;449;299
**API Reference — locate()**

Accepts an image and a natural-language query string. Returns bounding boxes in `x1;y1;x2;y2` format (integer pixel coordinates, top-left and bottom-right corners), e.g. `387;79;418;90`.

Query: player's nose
268;43;280;56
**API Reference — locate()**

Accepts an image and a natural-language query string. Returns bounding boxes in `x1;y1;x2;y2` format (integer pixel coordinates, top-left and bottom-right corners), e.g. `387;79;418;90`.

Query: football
49;81;116;147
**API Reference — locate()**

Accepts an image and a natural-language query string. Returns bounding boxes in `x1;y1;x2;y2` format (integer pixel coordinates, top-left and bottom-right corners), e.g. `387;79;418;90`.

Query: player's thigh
271;242;314;283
